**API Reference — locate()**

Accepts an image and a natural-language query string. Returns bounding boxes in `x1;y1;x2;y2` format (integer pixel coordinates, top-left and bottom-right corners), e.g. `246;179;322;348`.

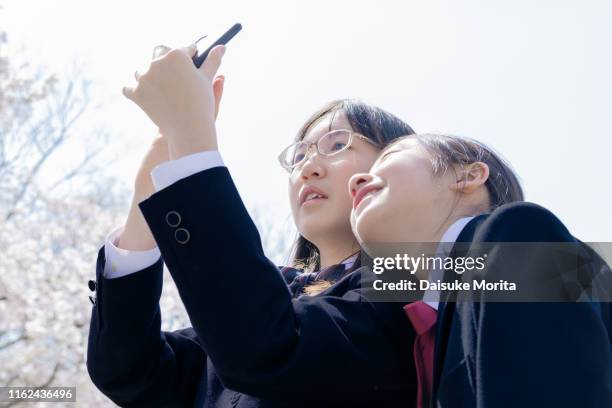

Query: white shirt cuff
103;225;162;279
150;150;224;191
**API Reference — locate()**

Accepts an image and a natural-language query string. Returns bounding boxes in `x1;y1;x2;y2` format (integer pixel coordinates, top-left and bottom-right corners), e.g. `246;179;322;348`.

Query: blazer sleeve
464;203;612;407
137;166;416;403
86;245;206;407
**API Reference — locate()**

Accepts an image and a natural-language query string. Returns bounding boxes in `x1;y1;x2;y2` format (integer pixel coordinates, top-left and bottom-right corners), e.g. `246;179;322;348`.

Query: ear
451;162;489;193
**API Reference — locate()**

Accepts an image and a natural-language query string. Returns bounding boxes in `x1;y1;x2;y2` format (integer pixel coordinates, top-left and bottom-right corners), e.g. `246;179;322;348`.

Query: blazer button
175;228;190;244
165;210;181;227
88;279;96;291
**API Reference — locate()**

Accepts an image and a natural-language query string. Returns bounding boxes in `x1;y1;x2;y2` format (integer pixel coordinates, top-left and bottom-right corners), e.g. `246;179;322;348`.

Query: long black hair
287;99;415;279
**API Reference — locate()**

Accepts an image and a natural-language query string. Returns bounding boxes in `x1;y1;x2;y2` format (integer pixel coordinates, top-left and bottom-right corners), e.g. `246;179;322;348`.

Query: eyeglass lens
286;130;351;167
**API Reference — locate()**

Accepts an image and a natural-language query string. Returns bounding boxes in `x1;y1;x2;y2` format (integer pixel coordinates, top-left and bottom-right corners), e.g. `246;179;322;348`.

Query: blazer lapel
431;214;488;405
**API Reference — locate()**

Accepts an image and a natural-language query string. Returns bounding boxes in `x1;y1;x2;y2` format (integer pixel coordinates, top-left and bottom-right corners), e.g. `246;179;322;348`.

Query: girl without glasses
349;134;612;408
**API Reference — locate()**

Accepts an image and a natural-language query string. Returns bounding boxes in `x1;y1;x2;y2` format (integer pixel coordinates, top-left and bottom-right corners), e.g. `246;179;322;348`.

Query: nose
349;173;372;197
298;146;325;180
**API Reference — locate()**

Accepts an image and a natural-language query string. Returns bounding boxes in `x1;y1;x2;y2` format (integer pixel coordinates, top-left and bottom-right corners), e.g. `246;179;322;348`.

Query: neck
431;205;483;242
314;234;359;269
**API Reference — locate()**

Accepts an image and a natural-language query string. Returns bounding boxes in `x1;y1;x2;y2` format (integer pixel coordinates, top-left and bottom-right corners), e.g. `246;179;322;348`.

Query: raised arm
138;166;416;404
87;135;208;407
87;244;206;407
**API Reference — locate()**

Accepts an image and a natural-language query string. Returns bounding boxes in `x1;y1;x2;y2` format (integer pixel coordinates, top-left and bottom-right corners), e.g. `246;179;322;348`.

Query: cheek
353;206;384;244
343;151;377;174
352;190;388;241
329;158;373;194
327;169;359;215
407;175;441;208
288;177;301;212
353;178;418;241
384;178;430;219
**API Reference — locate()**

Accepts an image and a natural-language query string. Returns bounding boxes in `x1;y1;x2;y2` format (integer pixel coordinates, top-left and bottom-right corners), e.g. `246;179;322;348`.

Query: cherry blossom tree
0;22;289;406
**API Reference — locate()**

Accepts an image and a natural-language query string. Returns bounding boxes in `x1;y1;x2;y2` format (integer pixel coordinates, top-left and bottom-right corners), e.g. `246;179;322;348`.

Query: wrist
167;126;218;160
134;175;155;199
117;199;157;251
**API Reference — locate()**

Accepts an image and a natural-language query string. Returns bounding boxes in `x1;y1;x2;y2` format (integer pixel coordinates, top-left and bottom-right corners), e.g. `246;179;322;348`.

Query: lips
352;184;381;210
299;185;329;206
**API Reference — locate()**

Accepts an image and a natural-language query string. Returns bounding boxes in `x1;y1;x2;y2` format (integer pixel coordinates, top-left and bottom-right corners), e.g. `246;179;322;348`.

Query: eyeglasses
278;129;380;172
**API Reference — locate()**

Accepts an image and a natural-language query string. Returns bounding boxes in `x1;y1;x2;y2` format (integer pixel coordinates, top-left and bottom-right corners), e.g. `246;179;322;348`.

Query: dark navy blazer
432;202;612;407
86;166;417;407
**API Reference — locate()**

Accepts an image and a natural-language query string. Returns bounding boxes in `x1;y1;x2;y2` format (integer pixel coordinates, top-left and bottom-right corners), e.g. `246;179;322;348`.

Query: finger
212;75;225;120
179;43;198;59
152;44;171;59
134;70;141;81
200;45;226;79
122;85;136;101
152;132;168;146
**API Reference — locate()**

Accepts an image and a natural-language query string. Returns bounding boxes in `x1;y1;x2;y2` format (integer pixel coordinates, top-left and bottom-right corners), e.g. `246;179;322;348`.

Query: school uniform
420;202;612;408
86;151;417;407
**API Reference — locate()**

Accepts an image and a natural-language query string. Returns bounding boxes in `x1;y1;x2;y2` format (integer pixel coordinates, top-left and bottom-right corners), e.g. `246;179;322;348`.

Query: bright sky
3;0;611;247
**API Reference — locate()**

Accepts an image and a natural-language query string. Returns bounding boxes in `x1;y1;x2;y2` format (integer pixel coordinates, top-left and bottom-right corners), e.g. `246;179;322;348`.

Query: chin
300;213;345;242
355;218;401;261
353;208;387;245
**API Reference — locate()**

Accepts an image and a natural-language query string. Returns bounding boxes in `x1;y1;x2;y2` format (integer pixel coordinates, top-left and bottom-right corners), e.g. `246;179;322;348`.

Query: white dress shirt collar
341;253;359;270
424;216;476;310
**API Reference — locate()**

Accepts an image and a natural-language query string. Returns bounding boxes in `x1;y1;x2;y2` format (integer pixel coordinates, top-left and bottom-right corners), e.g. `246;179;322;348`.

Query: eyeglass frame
277;129;381;172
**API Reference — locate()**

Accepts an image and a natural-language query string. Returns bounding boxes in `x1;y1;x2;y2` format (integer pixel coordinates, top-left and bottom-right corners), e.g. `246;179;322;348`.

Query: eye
293;153;305;164
330;141;347;151
379;150;398;162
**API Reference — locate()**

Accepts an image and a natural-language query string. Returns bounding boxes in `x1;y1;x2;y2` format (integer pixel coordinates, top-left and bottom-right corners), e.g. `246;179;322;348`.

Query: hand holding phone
192;23;242;68
123;24;240;159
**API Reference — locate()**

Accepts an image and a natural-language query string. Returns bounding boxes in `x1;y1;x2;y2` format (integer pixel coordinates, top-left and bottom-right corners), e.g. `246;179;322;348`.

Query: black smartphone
192;23;242;68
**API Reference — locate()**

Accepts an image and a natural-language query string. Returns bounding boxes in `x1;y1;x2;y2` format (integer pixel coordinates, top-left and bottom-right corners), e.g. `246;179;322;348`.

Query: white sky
3;0;611;243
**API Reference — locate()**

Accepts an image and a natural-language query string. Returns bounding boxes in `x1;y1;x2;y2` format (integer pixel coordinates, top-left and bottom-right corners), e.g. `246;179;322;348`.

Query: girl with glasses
87;44;421;407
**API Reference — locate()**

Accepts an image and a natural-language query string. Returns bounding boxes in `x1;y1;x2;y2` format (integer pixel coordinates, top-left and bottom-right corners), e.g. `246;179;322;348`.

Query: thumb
182;43;198;58
212;75;225;120
200;45;226;79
